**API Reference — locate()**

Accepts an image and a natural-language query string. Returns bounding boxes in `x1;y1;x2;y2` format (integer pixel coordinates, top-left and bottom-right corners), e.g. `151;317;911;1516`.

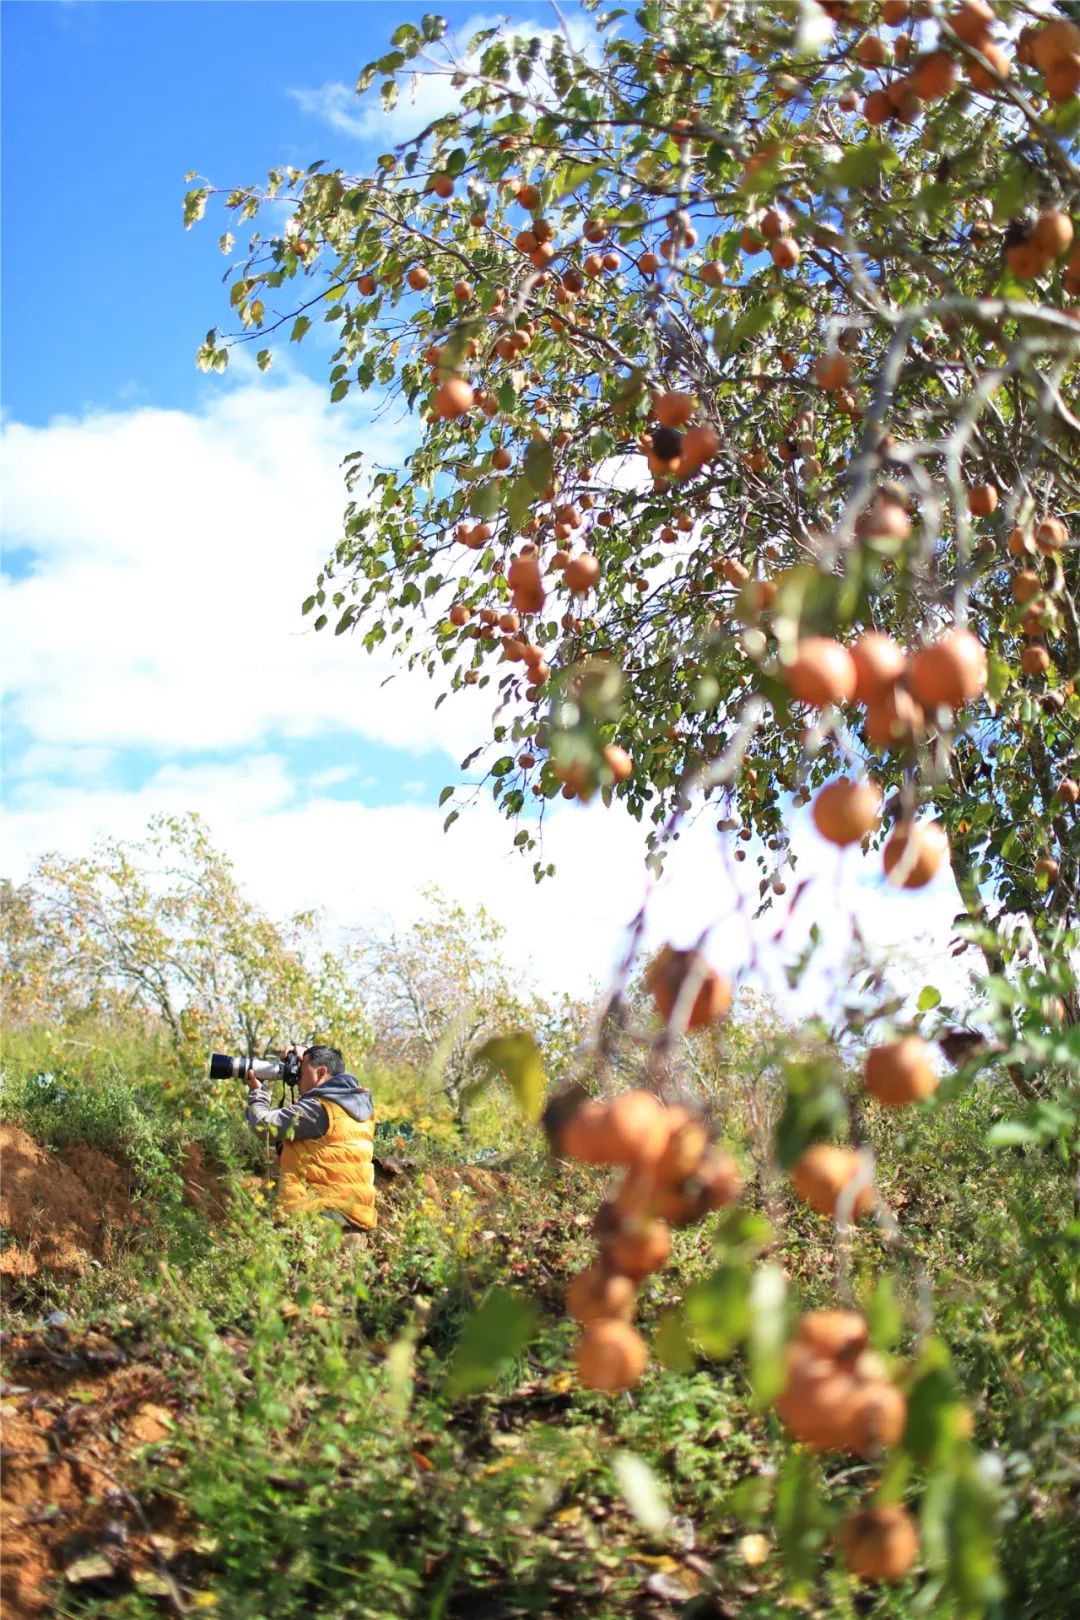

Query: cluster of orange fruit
779;1308;919;1581
547;1069;742;1393
784;623;987;883
1005;511;1070;677
854;3;1080;131
791;1036;938;1223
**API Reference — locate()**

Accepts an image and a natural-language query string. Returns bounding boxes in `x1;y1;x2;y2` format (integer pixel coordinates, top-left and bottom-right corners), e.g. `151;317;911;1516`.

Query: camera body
209;1051;301;1086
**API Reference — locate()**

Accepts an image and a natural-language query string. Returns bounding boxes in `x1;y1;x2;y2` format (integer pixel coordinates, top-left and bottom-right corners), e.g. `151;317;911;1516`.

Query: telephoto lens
209;1053;245;1081
208;1053;285;1083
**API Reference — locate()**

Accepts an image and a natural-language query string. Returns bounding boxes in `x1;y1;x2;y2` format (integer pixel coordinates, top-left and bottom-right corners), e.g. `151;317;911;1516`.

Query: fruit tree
192;0;1080;1604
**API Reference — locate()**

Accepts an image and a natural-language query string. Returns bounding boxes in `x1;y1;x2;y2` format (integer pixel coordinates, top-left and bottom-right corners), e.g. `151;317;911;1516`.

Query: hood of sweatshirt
309;1072;374;1124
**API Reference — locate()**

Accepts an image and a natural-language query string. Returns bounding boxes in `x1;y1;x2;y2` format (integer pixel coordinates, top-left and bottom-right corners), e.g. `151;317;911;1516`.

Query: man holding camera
245;1045;377;1232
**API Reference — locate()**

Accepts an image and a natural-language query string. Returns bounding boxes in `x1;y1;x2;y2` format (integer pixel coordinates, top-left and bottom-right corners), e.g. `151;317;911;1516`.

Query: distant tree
357;885;584;1129
3;814;371;1076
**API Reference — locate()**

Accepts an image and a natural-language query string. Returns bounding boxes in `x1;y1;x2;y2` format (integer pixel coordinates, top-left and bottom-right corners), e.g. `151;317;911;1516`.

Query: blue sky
0;0;975;1003
2;0;444;424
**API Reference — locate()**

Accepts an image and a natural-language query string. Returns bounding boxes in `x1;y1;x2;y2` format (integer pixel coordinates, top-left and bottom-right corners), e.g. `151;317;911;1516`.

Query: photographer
245;1045;377;1233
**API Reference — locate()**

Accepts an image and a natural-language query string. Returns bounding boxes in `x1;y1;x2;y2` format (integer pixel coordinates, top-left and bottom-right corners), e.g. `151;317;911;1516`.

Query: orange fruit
1021;645;1051;676
564;553;601;592
812;777;883;846
356;274;377;296
864;1036;938;1106
856;491;911;541
839;1505;918;1581
607;1219;672;1279
433;378;474;419
560;1099;614;1163
1031;18;1080;73
602;744;633;782
681;423;720;469
786;638;858;708
770;237;801;269
908;628;987;709
575;1320;648;1391
645;946;733;1029
911;50;958;101
1045;54;1080;102
1036;515;1068;552
856;34;891;66
653;1110;709;1184
815;352;851;391
1005;240;1049;281
775;1342;860;1448
796;1310;868;1364
850;631;907;703
1056;777;1079;805
603;1089;672;1168
967;40;1010;92
654;390;695;427
407;265;431;291
565;1264;637;1325
507;554;542;592
863;88;894;124
967;482;998;516
950;0;994;45
844;1380;908;1452
448;604;472;627
791;1144;874;1219
883;821;949;888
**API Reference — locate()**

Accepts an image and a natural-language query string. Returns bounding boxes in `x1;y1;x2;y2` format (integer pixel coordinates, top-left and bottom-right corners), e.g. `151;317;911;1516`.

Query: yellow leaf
474;1031;546;1123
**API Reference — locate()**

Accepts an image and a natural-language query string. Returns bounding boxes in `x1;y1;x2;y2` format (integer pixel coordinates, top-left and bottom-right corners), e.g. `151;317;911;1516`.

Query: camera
209;1051;301;1086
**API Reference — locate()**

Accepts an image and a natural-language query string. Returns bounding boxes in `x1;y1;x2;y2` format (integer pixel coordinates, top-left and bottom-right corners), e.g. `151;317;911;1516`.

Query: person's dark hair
304;1045;345;1078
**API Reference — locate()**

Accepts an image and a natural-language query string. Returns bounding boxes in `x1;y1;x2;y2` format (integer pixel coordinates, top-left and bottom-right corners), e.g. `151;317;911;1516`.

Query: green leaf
183;186;209;229
523;438;553;493
684;1264;750;1358
654;1308;694;1372
438;785;454;807
473;1032;546;1123
256;349;273;373
613;1451;671;1538
445;1287;537;1398
986;1120;1038;1147
747;1262;787;1406
505;476;535;533
774;1059;848;1168
291;316;312;343
918;985;942;1011
774;1449;828;1590
825;141;895;191
865;1272;903;1350
905;1340;964;1466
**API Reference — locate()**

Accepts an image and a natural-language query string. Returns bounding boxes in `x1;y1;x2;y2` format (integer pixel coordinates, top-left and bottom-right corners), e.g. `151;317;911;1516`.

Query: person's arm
244;1083;329;1143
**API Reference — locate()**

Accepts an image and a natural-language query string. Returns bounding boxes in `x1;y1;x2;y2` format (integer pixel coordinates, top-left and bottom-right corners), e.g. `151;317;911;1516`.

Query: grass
2;1033;1078;1619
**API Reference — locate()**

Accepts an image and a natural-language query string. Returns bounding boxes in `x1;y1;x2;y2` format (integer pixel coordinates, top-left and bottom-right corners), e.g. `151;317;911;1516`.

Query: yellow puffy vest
278;1096;377;1230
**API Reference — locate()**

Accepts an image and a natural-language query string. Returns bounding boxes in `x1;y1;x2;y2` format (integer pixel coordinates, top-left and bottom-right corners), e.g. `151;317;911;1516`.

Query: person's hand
246;1068;261;1091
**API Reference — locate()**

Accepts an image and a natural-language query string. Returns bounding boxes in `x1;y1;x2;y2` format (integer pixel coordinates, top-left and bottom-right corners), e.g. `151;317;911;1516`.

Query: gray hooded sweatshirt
245;1072;374;1145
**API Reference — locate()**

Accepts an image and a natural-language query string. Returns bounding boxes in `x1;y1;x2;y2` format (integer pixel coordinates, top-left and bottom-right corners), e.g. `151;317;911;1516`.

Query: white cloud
0;361;980;1013
0;750;980;1010
0;370;493;764
289;10;599;147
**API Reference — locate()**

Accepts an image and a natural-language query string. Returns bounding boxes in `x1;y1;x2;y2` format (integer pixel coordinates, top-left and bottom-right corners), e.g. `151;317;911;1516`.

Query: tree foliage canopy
191;6;1080;1603
195;0;1078;972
